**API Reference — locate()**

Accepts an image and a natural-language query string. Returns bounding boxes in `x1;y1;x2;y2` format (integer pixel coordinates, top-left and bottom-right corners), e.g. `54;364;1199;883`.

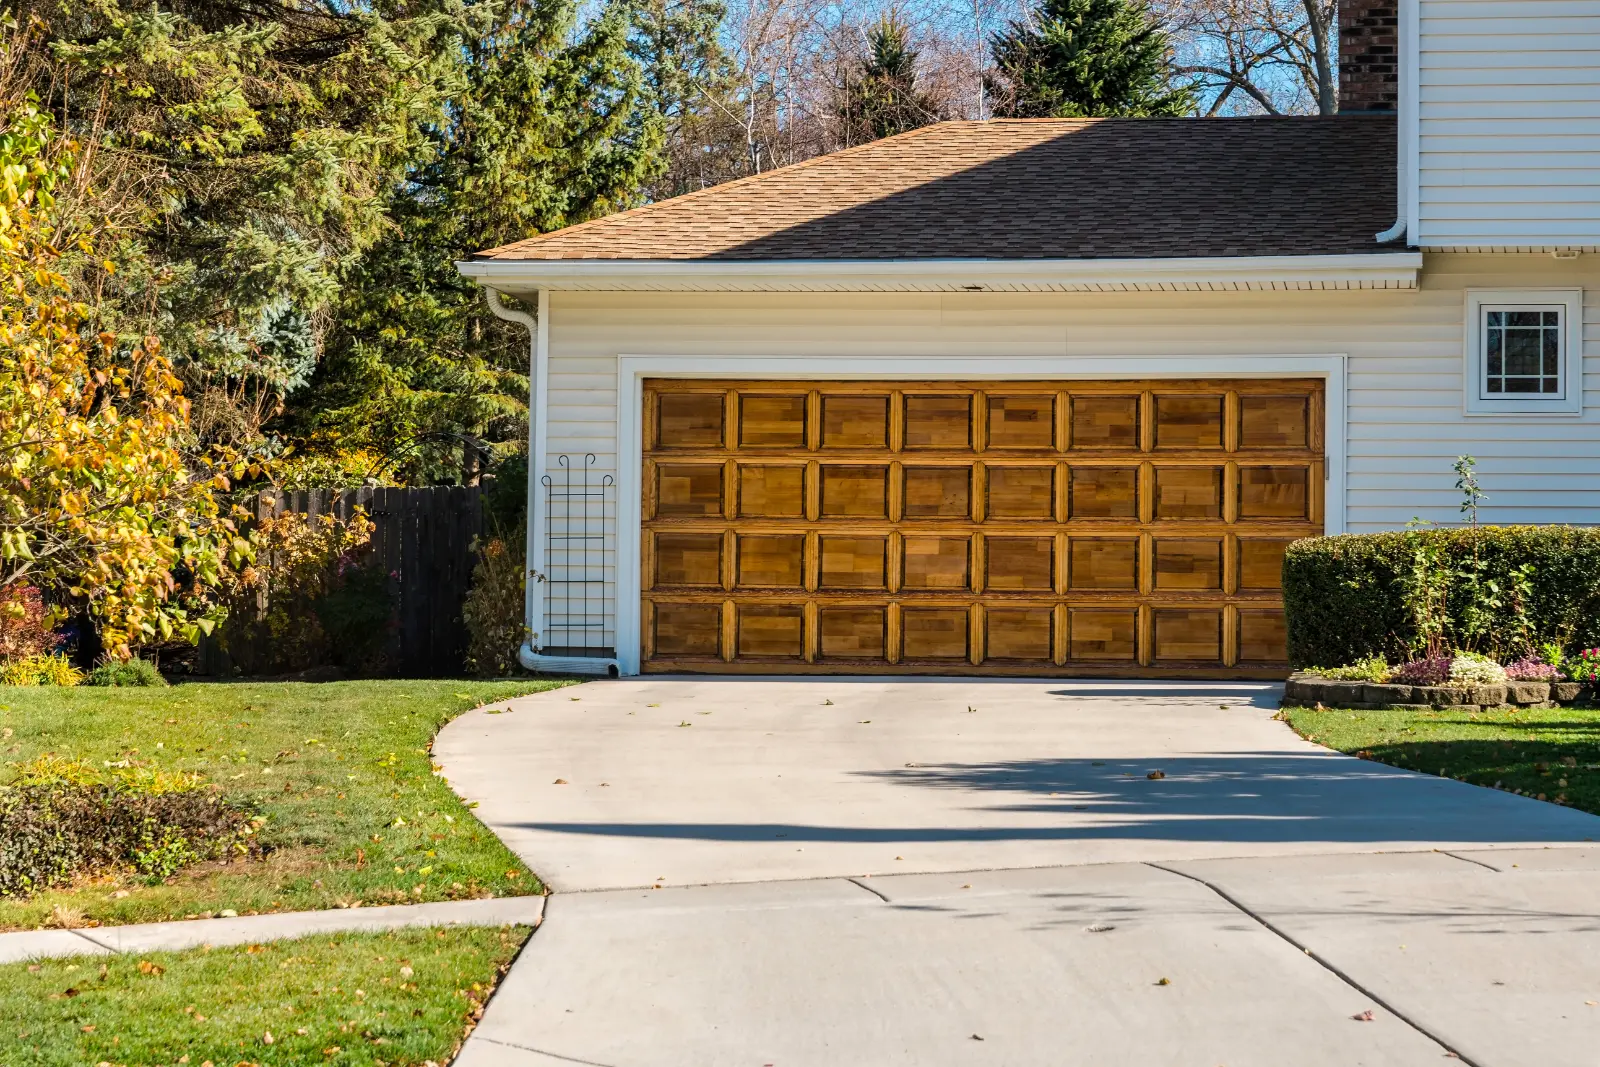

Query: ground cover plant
0;680;568;930
1283;703;1600;815
1;925;528;1067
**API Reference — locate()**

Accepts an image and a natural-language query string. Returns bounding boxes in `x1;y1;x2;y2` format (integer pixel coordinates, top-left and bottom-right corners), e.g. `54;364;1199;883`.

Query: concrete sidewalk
0;895;545;965
457;848;1600;1067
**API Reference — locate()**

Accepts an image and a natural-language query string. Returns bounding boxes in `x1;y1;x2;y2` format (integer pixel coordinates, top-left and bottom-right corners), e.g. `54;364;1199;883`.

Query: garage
639;378;1323;678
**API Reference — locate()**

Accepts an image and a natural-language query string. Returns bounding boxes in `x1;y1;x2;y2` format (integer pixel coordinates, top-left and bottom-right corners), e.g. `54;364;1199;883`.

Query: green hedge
1282;526;1600;669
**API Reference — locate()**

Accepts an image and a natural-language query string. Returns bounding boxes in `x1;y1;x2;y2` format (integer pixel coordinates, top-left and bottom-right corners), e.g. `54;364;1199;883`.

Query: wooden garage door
640;379;1323;678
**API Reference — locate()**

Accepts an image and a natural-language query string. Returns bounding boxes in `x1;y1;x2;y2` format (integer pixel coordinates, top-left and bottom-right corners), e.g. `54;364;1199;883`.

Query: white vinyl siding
1418;0;1600;248
539;254;1600;645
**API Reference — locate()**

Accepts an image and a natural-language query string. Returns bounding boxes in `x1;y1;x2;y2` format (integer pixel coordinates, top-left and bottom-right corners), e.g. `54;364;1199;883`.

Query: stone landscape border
1282;674;1589;713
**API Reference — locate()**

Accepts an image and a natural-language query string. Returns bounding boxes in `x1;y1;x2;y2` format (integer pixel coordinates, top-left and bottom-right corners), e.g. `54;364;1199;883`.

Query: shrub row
1282;526;1600;670
0;784;261;896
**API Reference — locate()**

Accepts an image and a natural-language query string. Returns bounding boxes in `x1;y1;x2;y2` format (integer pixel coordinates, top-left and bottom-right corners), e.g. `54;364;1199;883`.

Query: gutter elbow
1375;218;1408;245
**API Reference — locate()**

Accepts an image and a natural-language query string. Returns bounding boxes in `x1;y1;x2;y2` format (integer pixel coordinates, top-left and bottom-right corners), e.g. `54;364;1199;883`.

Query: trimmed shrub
1283;526;1600;669
0;780;261;895
86;656;168;687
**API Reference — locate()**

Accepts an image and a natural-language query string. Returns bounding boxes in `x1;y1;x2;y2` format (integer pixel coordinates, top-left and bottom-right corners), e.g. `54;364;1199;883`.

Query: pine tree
838;13;943;146
630;0;739;198
989;0;1197;118
289;0;666;483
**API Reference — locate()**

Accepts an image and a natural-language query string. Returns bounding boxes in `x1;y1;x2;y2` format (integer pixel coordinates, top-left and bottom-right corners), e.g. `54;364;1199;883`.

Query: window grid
1484;307;1562;397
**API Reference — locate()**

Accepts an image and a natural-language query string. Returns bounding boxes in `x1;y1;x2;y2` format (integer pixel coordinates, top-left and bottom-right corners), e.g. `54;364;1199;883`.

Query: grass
0;679;572;930
1283;702;1600;814
0;924;529;1067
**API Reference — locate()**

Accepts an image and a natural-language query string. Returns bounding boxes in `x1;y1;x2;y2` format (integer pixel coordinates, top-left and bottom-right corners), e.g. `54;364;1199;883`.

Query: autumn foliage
0;101;251;655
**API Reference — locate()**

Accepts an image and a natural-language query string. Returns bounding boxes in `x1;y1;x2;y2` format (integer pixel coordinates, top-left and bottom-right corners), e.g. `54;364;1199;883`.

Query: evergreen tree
630;0;739;198
288;0;666;483
24;0;463;453
989;0;1197;118
838;12;942;146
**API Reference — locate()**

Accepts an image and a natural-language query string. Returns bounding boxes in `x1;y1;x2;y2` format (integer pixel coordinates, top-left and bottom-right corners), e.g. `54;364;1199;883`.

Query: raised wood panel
655;532;723;587
642;378;1322;677
987;466;1056;519
1154;609;1223;663
1071;395;1139;450
903;536;970;590
740;395;807;448
902;607;969;659
1069;538;1138;591
987;395;1056;449
1239;610;1288;664
657;394;724;449
1238;539;1292;591
737;604;804;658
1069;610;1137;661
657;465;723;517
739;465;806;518
986;537;1055;591
1071;467;1139;519
987;607;1053;661
820;607;886;659
737;534;805;588
1154;395;1224;450
820;536;888;590
904;395;972;450
1154;467;1223;520
653;603;721;657
903;467;971;519
822;396;888;449
1153;539;1223;592
821;466;889;518
1239;396;1310;450
1238;467;1310;520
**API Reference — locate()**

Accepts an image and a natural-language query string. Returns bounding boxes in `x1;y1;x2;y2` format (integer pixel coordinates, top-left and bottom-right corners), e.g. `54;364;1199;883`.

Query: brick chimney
1339;1;1399;112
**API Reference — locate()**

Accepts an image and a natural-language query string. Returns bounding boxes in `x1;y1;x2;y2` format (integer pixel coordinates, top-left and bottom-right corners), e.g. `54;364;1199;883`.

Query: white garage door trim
612;353;1349;677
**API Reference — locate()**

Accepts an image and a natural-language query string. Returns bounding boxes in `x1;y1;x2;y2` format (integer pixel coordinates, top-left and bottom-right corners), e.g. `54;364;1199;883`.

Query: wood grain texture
641;378;1321;675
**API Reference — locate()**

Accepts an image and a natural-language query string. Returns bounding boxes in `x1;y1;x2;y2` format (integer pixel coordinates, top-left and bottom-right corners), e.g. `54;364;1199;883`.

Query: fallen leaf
1147;770;1166;780
1155;977;1170;986
677;721;692;727
137;960;165;975
971;1034;985;1041
263;1031;275;1045
553;778;568;785
81;1024;95;1032
822;699;833;705
1353;1010;1375;1022
858;720;872;724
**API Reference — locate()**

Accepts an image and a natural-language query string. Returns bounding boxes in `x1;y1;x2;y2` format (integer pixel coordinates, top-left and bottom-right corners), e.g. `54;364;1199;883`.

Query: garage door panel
738;465;806;518
642;379;1321;678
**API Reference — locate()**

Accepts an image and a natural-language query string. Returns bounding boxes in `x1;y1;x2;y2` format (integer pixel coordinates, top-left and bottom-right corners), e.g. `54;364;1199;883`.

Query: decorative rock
1363;683;1416;705
1506;682;1551;705
1552;682;1583;703
1416;687;1469;707
1469;686;1508;707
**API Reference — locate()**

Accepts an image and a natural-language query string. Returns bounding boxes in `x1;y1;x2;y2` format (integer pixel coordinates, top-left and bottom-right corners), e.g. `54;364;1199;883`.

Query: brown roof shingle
474;116;1400;263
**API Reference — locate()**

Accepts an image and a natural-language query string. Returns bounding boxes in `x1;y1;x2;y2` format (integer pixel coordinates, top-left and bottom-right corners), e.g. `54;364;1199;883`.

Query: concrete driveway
437;678;1600;1067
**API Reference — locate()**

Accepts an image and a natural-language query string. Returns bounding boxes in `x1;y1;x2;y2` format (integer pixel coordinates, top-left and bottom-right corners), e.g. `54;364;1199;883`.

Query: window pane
1508;310;1544;328
1544;329;1561;375
1506;378;1541;393
1486;379;1503;393
1504;332;1542;375
1543;378;1561;394
1544;311;1561;327
1487;311;1506;329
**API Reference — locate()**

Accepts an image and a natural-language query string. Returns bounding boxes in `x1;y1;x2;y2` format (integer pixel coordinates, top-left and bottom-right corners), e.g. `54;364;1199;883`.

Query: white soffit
455;254;1423;294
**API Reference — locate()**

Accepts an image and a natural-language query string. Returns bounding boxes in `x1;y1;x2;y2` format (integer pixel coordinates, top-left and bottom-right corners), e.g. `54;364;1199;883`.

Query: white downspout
482;286;617;678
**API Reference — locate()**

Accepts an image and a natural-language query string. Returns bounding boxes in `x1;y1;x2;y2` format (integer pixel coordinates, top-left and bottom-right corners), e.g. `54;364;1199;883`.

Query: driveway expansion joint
1146;861;1482;1067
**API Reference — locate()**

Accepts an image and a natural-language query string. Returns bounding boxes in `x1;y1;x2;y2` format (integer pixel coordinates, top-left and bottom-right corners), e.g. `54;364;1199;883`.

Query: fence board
199;483;492;677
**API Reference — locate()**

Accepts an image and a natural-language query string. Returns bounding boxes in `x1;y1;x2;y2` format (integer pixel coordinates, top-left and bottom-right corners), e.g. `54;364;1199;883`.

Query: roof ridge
474;121;1065;259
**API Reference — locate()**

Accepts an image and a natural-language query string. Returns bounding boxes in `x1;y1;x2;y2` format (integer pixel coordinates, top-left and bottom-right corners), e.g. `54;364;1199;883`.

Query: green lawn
1283;703;1600;814
1;925;528;1067
0;679;571;930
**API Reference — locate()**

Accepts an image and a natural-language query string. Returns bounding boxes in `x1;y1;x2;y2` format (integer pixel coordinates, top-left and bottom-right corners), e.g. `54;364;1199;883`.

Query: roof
472;116;1401;263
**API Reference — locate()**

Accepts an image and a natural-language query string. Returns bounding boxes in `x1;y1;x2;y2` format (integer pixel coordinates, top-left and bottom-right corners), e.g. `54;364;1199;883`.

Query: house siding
1417;0;1600;248
539;253;1600;651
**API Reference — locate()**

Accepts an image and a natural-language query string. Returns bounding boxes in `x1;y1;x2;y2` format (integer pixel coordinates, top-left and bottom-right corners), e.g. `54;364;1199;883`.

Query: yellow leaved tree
0;100;252;656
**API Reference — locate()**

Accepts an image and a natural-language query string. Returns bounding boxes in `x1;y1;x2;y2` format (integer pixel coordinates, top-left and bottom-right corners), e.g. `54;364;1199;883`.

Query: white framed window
1464;289;1583;416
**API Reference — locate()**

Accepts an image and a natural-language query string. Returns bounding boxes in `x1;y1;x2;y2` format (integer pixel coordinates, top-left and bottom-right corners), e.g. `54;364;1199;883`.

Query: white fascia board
455;253;1422;293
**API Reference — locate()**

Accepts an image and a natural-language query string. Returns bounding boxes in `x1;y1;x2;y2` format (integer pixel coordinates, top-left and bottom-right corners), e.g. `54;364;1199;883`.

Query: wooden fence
200;484;492;678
